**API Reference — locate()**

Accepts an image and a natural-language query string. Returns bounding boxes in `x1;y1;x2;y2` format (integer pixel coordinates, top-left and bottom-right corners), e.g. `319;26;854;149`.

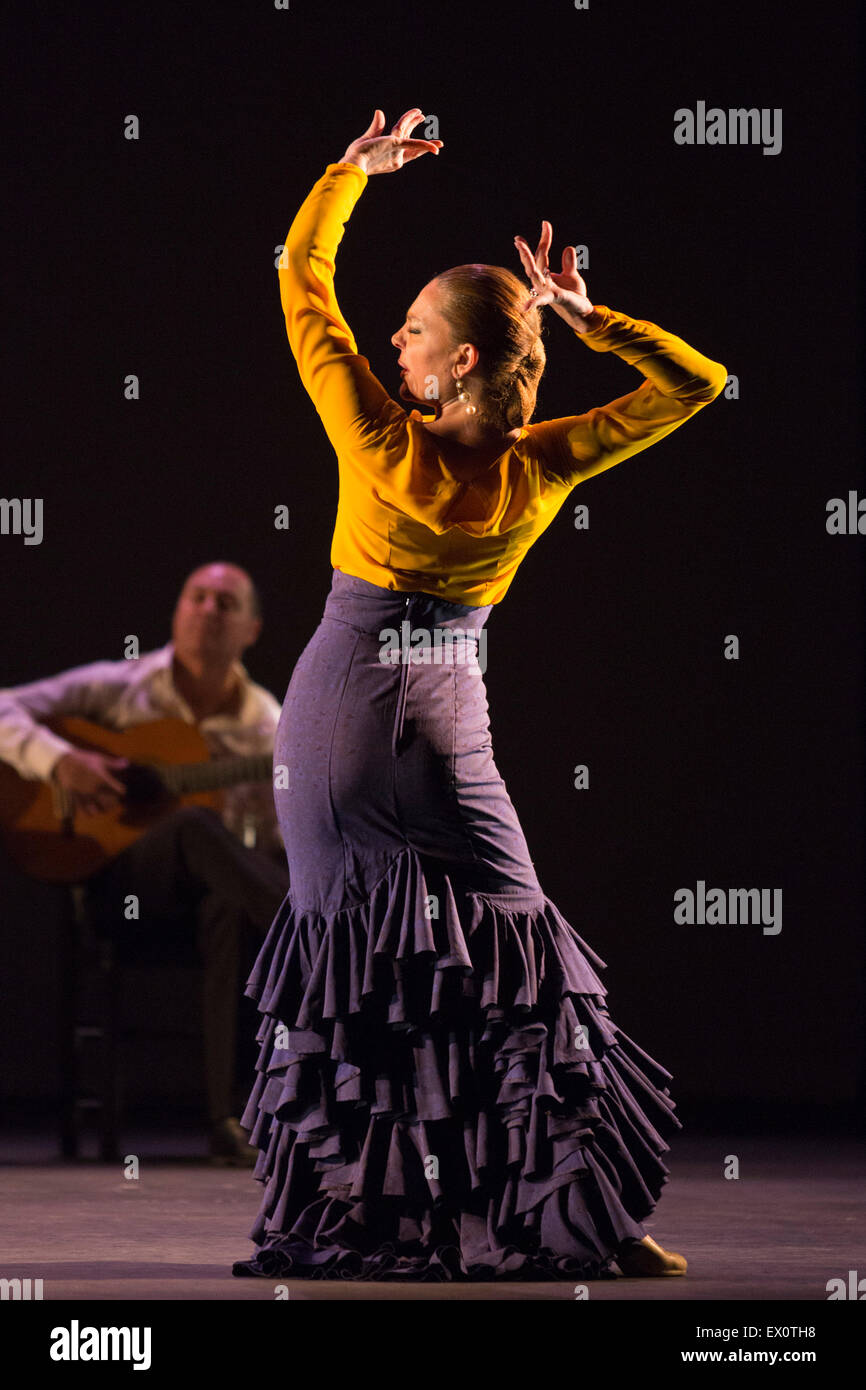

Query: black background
2;0;863;1117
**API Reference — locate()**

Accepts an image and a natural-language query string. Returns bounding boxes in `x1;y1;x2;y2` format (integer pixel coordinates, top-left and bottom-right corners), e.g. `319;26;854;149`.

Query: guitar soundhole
120;764;170;805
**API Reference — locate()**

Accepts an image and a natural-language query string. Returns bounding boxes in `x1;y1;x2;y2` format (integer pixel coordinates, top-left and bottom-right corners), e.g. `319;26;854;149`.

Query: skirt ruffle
231;845;681;1281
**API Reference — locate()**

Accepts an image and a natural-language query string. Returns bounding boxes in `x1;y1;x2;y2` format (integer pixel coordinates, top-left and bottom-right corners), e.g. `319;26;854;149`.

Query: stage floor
2;1129;863;1301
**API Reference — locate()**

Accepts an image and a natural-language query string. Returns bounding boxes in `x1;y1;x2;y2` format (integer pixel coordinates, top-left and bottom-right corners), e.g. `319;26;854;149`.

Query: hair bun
434;263;547;431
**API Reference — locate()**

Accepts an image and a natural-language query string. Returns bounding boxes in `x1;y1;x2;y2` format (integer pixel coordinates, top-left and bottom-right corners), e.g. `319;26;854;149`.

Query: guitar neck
157;754;273;796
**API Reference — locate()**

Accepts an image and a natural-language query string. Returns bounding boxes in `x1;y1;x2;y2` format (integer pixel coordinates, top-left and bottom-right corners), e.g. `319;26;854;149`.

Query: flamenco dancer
232;108;727;1281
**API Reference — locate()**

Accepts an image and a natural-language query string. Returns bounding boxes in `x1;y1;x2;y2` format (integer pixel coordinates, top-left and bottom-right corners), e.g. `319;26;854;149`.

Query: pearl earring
455;374;476;415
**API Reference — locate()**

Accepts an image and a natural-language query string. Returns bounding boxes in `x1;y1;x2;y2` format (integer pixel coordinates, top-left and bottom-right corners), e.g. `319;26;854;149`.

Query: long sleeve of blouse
278;162;728;606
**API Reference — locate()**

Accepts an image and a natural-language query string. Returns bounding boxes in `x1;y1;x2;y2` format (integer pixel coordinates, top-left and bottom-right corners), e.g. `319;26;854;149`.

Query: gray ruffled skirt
232;569;680;1281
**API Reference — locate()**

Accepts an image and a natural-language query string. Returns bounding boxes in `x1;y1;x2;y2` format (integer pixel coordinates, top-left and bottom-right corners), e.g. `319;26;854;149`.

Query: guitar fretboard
155;754;273;795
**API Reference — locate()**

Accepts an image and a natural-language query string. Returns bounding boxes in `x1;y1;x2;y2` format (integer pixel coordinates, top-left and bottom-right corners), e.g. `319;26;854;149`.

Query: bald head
172;562;263;668
178;561;261;612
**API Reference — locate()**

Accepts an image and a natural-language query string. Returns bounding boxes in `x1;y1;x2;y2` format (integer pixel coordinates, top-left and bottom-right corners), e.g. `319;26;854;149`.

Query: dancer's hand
513;223;597;331
340;108;443;175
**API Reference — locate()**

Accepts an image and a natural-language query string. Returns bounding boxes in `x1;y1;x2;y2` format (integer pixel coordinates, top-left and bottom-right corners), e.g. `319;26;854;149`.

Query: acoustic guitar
0;716;273;883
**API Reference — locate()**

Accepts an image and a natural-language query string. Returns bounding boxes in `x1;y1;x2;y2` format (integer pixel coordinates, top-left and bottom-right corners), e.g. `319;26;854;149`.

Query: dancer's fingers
400;139;442;161
517;232;546;282
513;235;546;287
362;109;385;137
513;235;532;273
393;107;425;139
534;220;553;272
512;236;531;279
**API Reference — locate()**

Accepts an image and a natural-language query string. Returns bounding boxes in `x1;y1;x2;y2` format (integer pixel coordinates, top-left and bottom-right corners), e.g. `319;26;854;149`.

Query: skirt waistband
322;570;493;757
322;568;494;636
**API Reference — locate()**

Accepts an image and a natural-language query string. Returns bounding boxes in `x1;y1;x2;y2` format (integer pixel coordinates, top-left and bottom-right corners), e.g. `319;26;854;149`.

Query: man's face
172;564;261;665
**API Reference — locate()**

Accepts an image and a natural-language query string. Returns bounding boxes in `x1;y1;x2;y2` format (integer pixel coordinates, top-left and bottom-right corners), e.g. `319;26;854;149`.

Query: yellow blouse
280;162;728;606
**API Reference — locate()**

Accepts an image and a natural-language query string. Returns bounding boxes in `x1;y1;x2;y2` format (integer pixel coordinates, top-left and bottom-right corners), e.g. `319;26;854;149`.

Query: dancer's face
391;280;475;408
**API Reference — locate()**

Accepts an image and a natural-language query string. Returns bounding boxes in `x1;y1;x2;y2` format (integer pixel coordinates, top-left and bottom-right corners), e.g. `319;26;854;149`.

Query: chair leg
58;887;81;1159
98;936;121;1163
58;883;123;1162
57;885;206;1160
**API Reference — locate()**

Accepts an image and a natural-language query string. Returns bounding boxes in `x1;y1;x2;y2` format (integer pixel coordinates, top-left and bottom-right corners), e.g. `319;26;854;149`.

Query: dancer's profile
232;107;727;1281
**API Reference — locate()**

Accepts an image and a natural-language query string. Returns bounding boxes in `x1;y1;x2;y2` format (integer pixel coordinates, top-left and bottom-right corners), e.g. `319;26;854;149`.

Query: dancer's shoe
615;1234;687;1276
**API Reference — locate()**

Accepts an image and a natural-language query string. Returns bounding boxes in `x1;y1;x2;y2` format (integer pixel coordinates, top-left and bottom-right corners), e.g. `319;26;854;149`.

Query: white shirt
0;642;283;848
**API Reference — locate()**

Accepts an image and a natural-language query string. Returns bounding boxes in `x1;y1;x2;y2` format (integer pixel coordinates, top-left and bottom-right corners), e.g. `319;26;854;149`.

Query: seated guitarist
0;561;291;1165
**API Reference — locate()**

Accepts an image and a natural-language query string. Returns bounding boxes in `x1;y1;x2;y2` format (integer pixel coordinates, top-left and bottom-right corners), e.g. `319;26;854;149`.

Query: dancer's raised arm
514;223;728;486
278;110;441;455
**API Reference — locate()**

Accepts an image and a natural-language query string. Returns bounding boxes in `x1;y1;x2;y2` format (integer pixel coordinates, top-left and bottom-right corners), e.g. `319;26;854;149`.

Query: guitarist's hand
53;749;129;816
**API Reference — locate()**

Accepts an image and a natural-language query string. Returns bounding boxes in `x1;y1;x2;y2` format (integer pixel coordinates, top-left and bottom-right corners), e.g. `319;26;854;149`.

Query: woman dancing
232;108;727;1282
